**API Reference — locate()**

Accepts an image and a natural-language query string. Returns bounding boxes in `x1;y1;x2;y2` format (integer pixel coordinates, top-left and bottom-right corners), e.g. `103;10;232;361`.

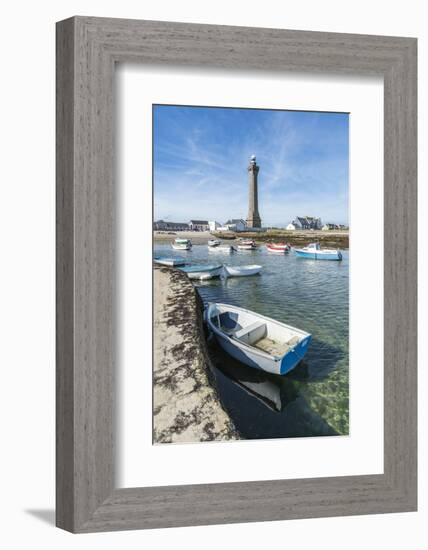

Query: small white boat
154;256;186;267
206;303;312;375
208;239;221;247
171;243;191;250
294;242;342;261
223;264;262;277
208;245;235;254
171;238;192;251
237;240;257;251
179;264;223;280
266;243;290;254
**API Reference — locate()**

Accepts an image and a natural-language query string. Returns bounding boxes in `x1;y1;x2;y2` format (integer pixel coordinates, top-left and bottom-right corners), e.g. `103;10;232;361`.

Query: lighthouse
246;155;262;228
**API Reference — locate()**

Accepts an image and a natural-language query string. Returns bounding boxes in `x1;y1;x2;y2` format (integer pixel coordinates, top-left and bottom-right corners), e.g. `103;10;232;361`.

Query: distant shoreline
154;229;349;249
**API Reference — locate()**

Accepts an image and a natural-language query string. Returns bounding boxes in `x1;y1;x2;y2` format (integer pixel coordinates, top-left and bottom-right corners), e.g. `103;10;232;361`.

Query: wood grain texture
56;17;76;532
56;16;417;532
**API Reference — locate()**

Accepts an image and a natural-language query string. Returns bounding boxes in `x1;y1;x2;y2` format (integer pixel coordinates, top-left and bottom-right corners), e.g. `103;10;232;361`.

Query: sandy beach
154;230;213;244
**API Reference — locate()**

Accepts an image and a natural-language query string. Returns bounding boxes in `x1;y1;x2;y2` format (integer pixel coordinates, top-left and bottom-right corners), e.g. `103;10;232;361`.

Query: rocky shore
153;265;239;444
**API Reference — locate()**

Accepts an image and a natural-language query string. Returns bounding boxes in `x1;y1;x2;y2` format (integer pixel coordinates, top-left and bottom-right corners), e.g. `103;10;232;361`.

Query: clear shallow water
155;243;349;439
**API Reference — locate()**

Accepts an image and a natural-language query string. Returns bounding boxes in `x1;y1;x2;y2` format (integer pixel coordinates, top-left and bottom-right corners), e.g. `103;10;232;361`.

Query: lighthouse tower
246;155;262;228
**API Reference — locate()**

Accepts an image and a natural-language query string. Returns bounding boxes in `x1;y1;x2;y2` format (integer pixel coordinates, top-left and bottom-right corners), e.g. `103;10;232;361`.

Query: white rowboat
208;239;221;247
171;243;191;250
266;243;290;253
237;244;257;250
206;303;312;375
171;238;192;251
223;264;262;277
208;245;235;254
238;239;257;250
179;264;223;280
154;256;186;267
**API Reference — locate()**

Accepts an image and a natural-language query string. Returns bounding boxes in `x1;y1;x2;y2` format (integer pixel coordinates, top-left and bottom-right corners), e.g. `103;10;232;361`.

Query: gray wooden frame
56;16;417;533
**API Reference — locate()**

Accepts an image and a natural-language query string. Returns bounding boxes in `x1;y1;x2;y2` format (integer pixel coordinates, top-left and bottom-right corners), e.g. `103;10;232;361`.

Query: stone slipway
153;265;239;443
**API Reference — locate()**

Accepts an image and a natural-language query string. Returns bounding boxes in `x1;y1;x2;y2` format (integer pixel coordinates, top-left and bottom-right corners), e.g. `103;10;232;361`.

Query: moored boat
206;303;312;375
208;239;221;247
237;239;257;250
208;245;235;254
171;238;192;250
266;243;290;253
179;264;223;280
294;242;342;261
223;264;262;277
154;256;186;267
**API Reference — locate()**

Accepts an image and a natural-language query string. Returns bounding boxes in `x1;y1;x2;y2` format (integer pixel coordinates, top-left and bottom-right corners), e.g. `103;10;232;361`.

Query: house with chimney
287;216;322;230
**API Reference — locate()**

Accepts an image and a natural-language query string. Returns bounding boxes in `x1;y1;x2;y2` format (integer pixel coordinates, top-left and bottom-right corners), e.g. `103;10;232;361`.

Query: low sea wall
212;229;349;249
153;265;239;443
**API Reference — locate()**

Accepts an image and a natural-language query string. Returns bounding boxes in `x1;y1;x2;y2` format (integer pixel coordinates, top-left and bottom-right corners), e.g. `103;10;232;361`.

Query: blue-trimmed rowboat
154;256;186;267
179;264;223;280
223;264;262;277
294;242;342;261
206;303;311;375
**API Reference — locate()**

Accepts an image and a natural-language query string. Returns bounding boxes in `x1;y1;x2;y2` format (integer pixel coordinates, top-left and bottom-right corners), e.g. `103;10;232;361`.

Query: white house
188;219;209;231
288;216;322;231
322;223;339;231
208;220;221;232
286;223;297;230
224;219;247;232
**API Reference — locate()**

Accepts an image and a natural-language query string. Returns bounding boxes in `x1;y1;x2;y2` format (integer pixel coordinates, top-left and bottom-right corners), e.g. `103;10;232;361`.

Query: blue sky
153;105;349;226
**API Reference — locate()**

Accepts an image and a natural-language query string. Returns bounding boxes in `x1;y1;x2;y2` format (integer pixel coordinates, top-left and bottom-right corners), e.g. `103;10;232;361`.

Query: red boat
266;243;290;253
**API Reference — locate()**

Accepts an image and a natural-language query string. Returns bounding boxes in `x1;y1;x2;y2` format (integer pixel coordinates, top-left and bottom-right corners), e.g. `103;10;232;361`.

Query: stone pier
153;265;239;443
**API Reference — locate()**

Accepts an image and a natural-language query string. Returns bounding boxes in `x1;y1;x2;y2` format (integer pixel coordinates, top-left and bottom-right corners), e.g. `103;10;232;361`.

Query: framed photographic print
56;17;417;532
151;104;350;445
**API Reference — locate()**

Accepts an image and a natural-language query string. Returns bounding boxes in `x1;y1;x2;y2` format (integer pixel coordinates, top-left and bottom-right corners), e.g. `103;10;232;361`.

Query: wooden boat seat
254;337;291;356
254;334;300;356
234;321;267;345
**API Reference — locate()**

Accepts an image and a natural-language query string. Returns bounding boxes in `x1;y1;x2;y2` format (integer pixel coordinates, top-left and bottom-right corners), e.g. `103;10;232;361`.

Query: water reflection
207;334;339;439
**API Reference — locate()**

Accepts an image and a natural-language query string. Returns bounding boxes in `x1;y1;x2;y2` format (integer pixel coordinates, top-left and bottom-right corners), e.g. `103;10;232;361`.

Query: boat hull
266;246;288;254
266;243;289;252
295;249;342;261
237;245;257;251
206;303;311;375
208;246;234;253
224;265;262;277
154;257;186;267
180;265;223;280
171;244;191;250
214;331;280;374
